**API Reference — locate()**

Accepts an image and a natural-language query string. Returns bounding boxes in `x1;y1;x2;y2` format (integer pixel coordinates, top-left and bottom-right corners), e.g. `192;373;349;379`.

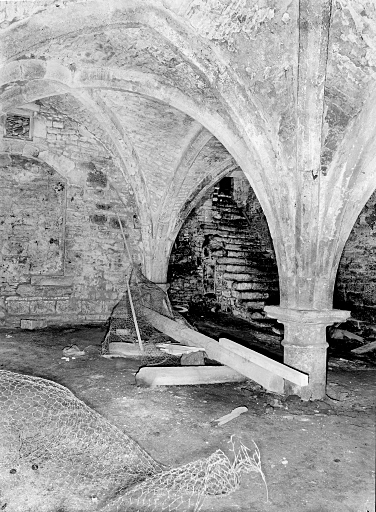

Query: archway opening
168;169;281;345
333;189;376;358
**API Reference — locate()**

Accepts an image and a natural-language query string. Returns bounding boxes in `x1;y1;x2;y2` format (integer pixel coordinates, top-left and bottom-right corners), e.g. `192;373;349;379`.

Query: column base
265;306;350;400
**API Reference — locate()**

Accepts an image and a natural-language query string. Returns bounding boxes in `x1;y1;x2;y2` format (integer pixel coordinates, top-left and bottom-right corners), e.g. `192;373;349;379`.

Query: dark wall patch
90;214;107;225
96;203;112;210
86;166;108;188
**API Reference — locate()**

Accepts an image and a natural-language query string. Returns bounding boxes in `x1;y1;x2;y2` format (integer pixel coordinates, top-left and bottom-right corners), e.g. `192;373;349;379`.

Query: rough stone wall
0;98;141;328
168;210;206;308
0;155;65;280
168;173;279;320
334;189;376;324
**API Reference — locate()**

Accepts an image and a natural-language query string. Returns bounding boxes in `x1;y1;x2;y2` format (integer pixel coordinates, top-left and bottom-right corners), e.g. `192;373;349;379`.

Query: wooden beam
136;365;247;387
219;338;308;387
108;342;142;357
141;307;285;393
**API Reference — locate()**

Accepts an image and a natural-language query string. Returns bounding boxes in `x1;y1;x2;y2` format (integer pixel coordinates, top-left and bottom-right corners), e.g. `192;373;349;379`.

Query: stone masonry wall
0;98;141;328
334;189;376;325
168;173;280;321
169;169;376;328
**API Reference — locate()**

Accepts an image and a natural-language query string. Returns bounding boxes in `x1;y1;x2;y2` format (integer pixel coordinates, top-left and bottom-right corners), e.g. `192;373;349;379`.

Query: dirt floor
0;316;374;512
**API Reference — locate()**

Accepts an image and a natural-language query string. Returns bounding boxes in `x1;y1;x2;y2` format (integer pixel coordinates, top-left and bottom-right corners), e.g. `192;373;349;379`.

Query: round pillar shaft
265;306;350;400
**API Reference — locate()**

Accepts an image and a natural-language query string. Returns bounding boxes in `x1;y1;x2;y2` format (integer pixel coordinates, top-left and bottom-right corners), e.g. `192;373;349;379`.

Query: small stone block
181;351;205;366
30;276;73;287
20;319;47;330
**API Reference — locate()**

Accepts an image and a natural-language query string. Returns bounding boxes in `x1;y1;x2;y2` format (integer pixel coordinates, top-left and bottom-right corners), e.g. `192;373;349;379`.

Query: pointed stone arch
0;56;281;283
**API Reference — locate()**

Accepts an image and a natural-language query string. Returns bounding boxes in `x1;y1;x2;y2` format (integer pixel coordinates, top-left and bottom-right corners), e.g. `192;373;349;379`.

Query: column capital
264;306;350;326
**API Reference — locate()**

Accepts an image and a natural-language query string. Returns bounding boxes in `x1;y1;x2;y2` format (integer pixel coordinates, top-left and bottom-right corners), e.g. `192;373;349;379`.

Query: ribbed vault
1;0;376;397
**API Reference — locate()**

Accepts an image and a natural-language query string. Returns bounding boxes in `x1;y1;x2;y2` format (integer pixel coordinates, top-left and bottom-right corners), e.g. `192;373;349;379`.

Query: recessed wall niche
0;154;66;288
4;112;33;140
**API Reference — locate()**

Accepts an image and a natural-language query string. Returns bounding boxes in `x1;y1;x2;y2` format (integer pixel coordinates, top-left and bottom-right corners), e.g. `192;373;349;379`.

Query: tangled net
0;370;268;512
102;266;194;366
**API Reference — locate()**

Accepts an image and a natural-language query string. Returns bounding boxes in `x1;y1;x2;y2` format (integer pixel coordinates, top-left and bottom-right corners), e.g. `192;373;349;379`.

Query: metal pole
116;212;144;352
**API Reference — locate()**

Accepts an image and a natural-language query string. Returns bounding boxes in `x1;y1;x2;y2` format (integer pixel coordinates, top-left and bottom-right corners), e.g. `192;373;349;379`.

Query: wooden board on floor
136;365;247;387
141;307;286;393
219;337;308;387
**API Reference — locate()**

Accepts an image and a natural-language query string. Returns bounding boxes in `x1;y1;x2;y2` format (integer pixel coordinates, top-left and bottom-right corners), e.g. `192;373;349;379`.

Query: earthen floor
0;324;374;512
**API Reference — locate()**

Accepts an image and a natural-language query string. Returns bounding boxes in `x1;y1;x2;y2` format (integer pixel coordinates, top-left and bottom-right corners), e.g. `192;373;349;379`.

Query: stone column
264;306;350;400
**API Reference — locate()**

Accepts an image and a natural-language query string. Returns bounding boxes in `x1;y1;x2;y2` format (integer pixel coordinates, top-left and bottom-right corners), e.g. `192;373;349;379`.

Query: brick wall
0;97;141;328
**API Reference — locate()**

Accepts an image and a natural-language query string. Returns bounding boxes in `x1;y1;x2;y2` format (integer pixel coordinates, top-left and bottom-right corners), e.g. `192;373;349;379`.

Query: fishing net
102;266;194;366
0;370;268;512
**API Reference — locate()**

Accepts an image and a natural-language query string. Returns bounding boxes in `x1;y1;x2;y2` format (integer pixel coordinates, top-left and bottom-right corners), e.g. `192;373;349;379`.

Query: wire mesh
0;370;267;512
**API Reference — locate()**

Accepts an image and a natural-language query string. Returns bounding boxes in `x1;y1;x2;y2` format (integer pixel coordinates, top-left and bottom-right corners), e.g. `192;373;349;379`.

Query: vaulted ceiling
1;0;376;307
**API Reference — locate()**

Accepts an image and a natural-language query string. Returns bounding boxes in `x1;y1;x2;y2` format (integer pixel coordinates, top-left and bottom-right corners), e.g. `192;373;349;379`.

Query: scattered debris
351;340;376;354
328;358;369;370
62;344;85;357
326;384;351;401
212;406;248;426
174;306;188;313
235;381;263;392
331;329;363;342
84;344;101;354
266;397;284;408
180;351;205;366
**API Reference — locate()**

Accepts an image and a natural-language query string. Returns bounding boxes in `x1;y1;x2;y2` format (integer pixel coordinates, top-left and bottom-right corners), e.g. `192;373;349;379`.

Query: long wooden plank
136;365;247;387
141;307;285;393
219;338;308;387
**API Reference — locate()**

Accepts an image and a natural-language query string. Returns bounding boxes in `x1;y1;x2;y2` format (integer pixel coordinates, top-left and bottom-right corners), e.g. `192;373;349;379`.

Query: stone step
233;291;269;300
220;215;246;222
202;227;248;236
236;300;265;310
222;268;278;278
216;213;245;221
217;265;252;273
226;250;248;258
223;274;278;291
214;201;242;214
223;244;250;251
232;281;278;292
204;227;250;237
217;257;249;266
